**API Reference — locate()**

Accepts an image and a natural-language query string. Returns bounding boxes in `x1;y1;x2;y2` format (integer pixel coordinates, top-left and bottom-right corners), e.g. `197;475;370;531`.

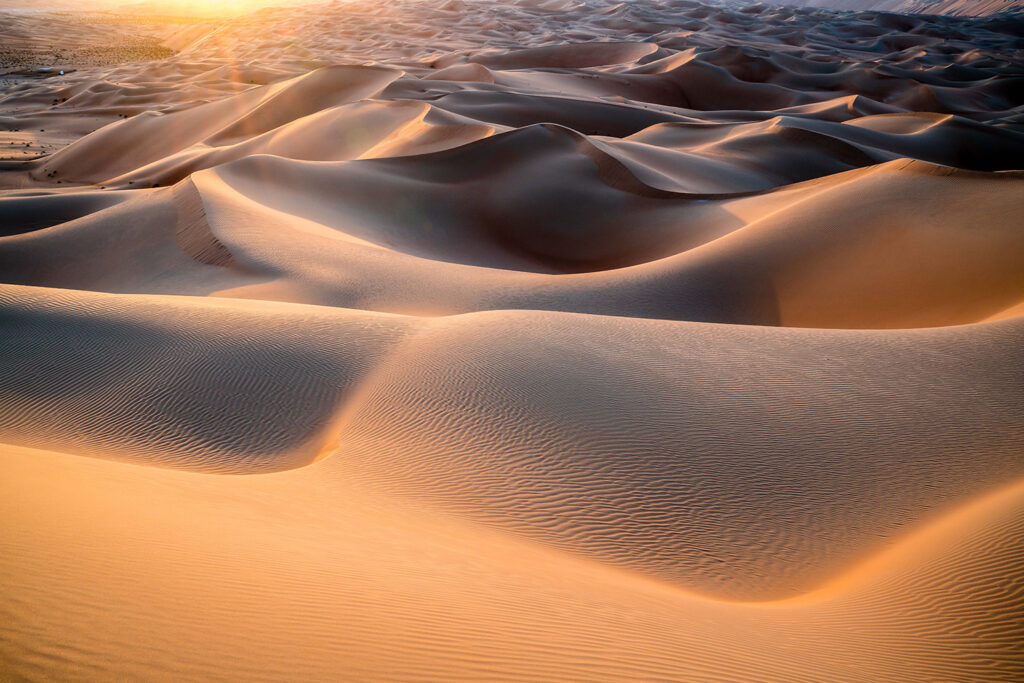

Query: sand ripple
1;0;1023;679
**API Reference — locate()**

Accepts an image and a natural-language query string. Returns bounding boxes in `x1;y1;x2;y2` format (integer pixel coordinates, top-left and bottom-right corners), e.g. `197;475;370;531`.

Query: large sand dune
2;0;1023;680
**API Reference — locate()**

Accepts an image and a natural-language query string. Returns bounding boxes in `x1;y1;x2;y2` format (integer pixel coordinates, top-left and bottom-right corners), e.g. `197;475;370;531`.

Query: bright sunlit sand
1;0;1023;680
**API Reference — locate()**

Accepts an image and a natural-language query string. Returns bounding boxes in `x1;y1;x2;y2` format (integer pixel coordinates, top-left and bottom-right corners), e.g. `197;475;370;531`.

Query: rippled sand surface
2;0;1023;680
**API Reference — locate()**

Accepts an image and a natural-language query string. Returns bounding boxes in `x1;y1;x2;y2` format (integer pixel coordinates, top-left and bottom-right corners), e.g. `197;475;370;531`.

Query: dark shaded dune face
0;191;128;237
195;124;747;276
0;286;412;472
456;41;660;69
431;89;686;136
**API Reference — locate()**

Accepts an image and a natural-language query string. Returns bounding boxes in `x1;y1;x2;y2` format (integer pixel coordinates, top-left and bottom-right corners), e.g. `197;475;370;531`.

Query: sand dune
762;0;1023;17
0;284;412;471
2;438;1022;681
1;0;1023;680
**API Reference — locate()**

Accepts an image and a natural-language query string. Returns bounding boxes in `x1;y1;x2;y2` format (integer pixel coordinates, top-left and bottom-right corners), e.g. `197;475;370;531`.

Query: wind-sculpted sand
1;0;1023;680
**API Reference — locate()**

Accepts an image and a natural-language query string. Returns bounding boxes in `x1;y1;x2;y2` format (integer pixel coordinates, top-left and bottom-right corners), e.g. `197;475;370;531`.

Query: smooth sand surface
1;0;1023;680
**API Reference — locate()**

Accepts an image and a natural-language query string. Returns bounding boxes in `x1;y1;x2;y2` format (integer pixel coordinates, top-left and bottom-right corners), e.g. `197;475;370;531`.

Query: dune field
1;0;1023;680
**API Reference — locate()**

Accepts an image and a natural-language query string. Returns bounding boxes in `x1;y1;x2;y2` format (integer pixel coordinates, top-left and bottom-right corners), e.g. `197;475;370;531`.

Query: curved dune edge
1;441;1022;681
2;284;1022;601
6;155;1019;329
190;156;1024;327
325;307;1024;599
0;284;416;472
784;474;1024;605
1;3;1022;330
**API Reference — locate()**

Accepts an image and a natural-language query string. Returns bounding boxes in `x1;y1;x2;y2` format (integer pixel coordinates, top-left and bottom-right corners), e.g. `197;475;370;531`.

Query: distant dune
1;0;1023;680
760;0;1023;17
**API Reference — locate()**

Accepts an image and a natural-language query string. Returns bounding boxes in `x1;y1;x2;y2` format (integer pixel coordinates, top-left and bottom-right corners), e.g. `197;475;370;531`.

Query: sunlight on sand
1;0;1023;679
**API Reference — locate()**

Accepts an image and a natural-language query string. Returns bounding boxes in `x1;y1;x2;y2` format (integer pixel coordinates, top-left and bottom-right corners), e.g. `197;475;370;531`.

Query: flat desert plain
1;0;1023;680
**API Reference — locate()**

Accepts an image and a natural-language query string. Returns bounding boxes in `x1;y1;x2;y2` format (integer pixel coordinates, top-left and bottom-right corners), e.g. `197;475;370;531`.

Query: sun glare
147;0;293;17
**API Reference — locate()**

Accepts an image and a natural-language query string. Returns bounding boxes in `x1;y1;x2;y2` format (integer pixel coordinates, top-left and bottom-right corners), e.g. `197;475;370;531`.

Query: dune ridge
1;0;1023;680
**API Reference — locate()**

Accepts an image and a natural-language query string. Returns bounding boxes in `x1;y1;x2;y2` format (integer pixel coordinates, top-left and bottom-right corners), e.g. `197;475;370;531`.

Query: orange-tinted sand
1;0;1023;680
